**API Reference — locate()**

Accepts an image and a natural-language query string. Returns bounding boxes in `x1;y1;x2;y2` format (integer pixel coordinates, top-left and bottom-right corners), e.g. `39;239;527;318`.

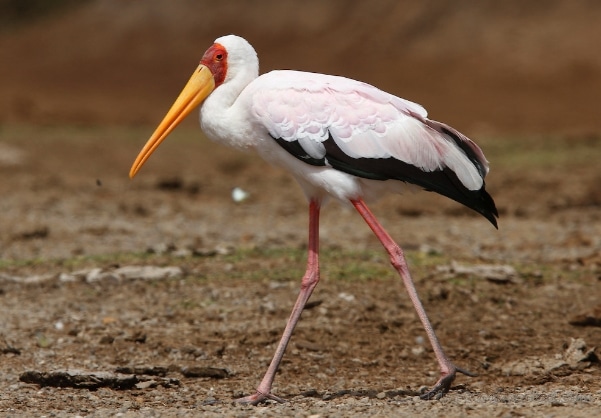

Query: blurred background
1;0;601;135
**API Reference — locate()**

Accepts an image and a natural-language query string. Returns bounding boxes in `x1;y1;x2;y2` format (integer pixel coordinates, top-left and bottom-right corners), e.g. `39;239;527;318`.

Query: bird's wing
251;71;487;189
250;70;497;225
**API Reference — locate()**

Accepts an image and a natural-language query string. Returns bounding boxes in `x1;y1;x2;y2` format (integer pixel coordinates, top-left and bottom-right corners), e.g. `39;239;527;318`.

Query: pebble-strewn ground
0;128;599;417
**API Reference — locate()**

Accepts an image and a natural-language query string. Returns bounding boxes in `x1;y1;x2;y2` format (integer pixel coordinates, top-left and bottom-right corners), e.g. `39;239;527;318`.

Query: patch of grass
479;134;599;170
221;246;393;283
216;246;455;284
0;245;456;286
4;245;588;308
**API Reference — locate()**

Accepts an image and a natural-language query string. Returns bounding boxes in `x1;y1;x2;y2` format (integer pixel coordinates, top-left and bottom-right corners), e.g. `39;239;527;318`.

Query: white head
130;35;258;177
209;35;259;86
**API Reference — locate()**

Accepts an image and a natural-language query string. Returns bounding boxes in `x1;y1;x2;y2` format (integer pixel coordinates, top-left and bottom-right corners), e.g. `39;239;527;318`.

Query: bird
129;34;498;404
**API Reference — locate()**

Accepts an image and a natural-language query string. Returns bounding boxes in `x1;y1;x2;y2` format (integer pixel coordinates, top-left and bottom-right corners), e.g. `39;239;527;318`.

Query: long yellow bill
129;64;215;178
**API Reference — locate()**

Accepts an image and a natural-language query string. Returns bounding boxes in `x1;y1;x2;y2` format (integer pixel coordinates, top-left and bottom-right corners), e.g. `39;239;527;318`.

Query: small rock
500;337;598;376
115;366;168;377
231;187;249;203
181;366;230;379
146;242;176;254
563;337;599;367
295;340;324;352
0;338;20;355
99;335;115;345
113;266;183;281
0;273;55;284
84;268;105;283
58;273;78;283
172;248;192;258
124;331;147;343
135;380;157;389
215;244;235;255
338;292;355;302
192;248;218;257
569;305;601;327
411;346;424;356
437;261;518;283
19;370;139;390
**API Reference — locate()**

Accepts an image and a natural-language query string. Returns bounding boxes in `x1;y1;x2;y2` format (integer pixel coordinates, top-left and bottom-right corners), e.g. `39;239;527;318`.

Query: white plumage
251;72;485;189
130;34;498;404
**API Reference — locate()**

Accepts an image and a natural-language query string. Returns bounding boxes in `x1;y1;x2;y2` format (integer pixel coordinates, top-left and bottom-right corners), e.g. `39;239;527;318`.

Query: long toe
419;364;476;400
235;391;286;405
419;372;455;400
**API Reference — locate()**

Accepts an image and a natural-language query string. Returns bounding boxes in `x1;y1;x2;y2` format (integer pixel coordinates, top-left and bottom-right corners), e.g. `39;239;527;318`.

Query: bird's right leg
351;198;475;400
235;199;321;405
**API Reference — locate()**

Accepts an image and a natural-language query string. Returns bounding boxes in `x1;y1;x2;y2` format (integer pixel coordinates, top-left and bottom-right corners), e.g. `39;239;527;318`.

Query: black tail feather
271;133;499;227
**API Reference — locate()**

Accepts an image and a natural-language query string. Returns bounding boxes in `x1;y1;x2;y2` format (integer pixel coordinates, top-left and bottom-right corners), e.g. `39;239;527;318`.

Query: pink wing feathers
249;70;498;226
251;70;488;191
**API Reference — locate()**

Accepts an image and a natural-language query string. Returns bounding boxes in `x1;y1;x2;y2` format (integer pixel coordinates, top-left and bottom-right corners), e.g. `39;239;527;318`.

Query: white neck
199;34;260;149
199;66;258;150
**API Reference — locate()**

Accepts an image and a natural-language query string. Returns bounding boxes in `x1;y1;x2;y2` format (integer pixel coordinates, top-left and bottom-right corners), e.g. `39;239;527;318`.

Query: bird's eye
215;53;223;61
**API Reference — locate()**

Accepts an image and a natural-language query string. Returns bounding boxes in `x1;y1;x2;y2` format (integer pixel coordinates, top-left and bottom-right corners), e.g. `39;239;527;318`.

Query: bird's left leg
351;198;475;400
235;199;321;405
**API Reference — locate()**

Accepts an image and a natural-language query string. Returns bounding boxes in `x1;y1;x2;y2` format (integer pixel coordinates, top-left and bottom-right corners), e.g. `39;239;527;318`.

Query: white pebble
231;187;249;202
338;292;355;302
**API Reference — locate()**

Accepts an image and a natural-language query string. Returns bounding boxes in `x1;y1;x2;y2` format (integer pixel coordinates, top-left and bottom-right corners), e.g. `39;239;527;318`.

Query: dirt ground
1;1;601;417
1;126;600;417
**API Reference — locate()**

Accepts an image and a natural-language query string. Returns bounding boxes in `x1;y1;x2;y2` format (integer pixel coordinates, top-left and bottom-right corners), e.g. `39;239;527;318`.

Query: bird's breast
199;101;263;152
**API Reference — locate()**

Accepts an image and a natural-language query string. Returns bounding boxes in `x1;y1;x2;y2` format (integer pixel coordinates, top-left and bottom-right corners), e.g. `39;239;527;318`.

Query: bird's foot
419;365;477;400
235;391;286;405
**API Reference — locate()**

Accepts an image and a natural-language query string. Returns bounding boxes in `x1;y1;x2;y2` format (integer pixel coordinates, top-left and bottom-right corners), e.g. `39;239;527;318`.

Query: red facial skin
201;43;228;87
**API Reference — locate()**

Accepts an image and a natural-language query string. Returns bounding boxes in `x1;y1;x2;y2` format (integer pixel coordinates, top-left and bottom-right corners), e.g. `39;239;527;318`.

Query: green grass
478;134;599;170
0;225;564;280
0;245;465;285
0;240;583;306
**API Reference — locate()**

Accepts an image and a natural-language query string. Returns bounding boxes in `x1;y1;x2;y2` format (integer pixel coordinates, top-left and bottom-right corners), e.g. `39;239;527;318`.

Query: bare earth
1;1;601;417
1;126;600;417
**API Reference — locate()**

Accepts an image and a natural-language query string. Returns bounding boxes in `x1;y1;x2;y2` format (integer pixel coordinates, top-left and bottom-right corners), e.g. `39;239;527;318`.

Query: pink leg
236;199;321;404
351;198;474;400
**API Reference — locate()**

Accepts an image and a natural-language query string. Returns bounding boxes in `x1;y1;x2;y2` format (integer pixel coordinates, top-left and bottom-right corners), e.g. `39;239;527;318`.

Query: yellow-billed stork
130;35;498;404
